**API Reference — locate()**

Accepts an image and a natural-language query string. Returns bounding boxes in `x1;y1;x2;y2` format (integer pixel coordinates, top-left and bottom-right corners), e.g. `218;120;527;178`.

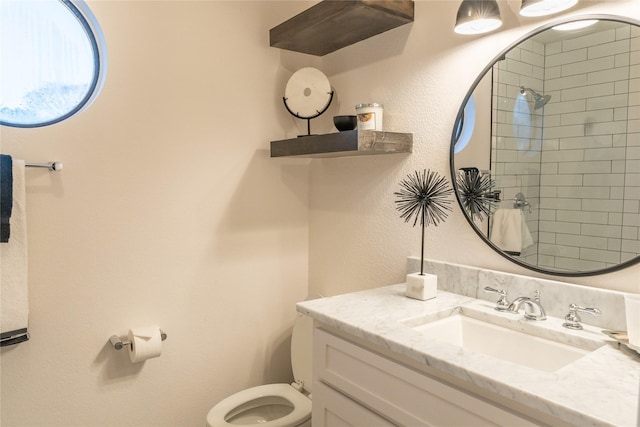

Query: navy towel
0;154;13;243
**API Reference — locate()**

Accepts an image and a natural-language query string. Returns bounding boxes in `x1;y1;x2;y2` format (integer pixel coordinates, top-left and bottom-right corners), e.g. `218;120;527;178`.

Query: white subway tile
621;238;640;254
615;52;630;68
561;109;613;126
545;65;562;80
623;199;640;214
539;241;581;256
540;197;583;210
543;99;586;115
557;233;608;249
555;257;606;271
589;40;633;60
611;187;625;200
583;174;625;186
588;67;629;86
540;186;558;199
628;147;640;160
586;120;629;136
614;107;629;121
622;226;639;240
559;135;612;150
546;41;562;56
613;160;626;173
623;212;640;227
543;124;585;139
562;56;614;77
609;212;623;226
548;48;587;68
582;199;624;213
532;40;545;56
558;186;611;199
564;29;616;51
541;149;584;163
507;58;534;77
559;161;613;174
579;248;621;264
540;163;558;175
564;82;615;101
615;80;630;95
584;147;627;161
546;74;587;92
621;252;637;264
581;223;623;238
608;238;622;251
557;209;609;223
586;94;630;110
616;24;631;41
539;231;556;244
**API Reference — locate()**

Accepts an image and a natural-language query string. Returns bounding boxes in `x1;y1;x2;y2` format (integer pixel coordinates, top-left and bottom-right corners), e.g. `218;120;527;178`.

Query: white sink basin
409;314;594;372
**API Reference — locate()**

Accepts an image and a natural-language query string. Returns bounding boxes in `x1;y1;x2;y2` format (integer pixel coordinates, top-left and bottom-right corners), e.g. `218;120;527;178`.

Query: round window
0;0;107;128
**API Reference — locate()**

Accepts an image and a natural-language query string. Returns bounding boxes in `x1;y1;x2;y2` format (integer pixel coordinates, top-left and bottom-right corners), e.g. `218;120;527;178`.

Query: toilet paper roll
128;326;162;363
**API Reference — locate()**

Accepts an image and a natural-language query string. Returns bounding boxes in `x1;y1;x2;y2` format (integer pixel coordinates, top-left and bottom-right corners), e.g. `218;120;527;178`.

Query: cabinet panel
313;382;396;427
315;327;541;427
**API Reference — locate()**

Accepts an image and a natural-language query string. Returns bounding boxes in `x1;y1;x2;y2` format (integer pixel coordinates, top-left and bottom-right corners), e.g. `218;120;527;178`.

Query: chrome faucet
507;290;546;320
483;286;511;311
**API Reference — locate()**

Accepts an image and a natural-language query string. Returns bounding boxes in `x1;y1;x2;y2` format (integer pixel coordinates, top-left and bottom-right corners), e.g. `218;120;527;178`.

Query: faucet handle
563;303;601;330
483;287;510;311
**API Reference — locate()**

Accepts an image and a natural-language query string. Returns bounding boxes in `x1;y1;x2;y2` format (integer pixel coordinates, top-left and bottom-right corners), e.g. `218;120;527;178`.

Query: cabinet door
314;327;542;427
312;381;396;427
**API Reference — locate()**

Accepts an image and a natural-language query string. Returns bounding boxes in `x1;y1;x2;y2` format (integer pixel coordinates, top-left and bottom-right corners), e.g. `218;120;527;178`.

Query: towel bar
109;329;167;350
25;161;63;171
513;192;531;213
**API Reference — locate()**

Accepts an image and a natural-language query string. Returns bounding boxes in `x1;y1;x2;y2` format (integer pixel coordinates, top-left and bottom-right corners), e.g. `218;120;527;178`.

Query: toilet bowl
206;383;311;427
206;309;314;427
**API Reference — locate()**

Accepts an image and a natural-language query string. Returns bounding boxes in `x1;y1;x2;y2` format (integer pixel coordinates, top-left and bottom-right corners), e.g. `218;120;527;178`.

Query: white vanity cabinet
312;326;548;427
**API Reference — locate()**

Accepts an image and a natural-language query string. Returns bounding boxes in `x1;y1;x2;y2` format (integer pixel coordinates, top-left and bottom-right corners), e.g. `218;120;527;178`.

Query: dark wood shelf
270;1;414;56
270;130;412;158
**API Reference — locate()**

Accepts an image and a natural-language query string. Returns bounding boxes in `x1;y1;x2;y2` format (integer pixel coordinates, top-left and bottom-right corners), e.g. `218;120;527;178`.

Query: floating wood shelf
270;130;413;158
270;1;414;56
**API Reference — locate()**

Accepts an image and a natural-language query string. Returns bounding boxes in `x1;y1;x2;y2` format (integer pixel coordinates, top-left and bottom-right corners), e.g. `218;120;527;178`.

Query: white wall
1;1;639;426
1;2;312;426
307;0;640;297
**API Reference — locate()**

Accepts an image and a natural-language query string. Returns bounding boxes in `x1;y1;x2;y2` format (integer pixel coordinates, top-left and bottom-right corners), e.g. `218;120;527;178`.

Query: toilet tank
291;295;320;394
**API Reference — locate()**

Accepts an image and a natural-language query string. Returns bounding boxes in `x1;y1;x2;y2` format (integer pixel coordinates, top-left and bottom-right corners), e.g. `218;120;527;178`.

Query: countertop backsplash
409;258;630;331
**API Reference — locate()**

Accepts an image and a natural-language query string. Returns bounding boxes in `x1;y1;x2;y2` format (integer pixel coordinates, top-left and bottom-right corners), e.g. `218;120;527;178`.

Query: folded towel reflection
1;159;29;346
490;208;533;254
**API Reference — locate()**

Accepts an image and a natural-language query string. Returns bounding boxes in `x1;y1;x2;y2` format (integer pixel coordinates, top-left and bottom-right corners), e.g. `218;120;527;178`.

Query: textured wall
306;0;640;297
1;2;312;426
1;1;639;427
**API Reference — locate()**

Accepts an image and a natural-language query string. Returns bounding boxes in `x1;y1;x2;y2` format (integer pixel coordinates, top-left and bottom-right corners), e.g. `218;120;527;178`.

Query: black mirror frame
450;14;640;277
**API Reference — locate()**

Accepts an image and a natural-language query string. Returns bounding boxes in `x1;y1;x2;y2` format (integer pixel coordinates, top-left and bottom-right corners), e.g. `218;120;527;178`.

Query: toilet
206;311;313;427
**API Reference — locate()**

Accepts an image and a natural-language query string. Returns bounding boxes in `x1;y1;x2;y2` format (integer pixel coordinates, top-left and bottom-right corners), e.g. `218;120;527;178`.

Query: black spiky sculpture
456;169;498;222
394;169;453;275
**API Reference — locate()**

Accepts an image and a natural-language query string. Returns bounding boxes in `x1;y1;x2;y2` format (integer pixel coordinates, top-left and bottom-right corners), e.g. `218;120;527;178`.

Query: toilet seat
206;383;311;427
207;299;320;427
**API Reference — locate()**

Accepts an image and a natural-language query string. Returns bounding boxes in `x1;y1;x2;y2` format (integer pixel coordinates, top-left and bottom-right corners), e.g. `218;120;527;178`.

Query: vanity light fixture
454;0;502;35
553;19;598;31
519;0;578;17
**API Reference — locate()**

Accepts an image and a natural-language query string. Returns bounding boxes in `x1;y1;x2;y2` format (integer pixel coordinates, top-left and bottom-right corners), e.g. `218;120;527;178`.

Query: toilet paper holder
109;329;167;350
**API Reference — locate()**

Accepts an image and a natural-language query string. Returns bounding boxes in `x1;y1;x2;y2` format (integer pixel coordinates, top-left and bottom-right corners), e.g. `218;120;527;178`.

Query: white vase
405;273;437;300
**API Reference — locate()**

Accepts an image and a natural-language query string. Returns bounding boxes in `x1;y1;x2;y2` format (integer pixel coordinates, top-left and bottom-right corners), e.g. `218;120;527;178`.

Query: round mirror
451;15;640;276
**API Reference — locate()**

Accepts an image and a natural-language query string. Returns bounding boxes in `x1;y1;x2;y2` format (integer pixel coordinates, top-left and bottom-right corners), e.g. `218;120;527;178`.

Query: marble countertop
297;284;640;427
